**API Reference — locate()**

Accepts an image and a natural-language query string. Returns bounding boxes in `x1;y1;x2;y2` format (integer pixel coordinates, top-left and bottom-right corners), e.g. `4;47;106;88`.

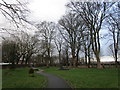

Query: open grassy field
42;67;118;88
2;68;47;88
0;69;2;89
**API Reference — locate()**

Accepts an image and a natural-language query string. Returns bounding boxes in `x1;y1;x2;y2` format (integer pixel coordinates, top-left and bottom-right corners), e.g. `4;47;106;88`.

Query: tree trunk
25;58;29;65
59;51;61;64
88;51;91;68
15;56;20;65
84;43;87;65
25;53;32;65
16;58;20;64
84;50;87;65
66;49;69;66
50;58;52;66
47;48;50;67
88;56;91;68
73;57;77;67
113;31;118;68
96;53;103;69
115;48;118;68
21;55;25;65
87;45;91;68
76;48;80;67
46;59;49;68
72;51;77;67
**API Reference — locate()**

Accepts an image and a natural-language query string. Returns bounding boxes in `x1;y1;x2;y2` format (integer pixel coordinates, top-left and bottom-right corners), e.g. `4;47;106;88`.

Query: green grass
2;68;47;88
0;69;2;89
41;67;118;88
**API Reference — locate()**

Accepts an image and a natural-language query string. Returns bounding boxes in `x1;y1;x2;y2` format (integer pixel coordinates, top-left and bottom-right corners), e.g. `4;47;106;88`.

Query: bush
29;68;34;77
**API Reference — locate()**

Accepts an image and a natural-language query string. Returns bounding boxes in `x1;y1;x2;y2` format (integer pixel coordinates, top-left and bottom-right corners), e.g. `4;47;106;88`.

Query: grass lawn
0;69;2;89
41;67;118;88
2;68;47;88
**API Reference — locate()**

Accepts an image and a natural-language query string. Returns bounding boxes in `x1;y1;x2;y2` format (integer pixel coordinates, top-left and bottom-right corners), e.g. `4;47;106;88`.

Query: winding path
36;71;72;89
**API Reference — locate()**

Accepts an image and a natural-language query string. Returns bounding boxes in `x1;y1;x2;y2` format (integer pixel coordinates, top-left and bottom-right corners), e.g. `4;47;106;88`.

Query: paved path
36;71;72;89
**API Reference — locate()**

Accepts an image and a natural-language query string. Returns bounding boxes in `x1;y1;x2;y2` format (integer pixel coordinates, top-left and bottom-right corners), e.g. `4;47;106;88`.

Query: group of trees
2;32;39;68
107;2;120;67
1;1;120;68
35;21;56;67
58;1;120;68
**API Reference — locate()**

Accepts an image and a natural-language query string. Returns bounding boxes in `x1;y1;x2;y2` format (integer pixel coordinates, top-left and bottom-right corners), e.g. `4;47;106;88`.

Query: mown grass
41;67;118;88
2;68;47;88
0;68;2;89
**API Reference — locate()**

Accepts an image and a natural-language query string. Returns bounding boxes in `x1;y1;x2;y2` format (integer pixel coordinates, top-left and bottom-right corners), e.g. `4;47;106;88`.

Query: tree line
1;1;120;68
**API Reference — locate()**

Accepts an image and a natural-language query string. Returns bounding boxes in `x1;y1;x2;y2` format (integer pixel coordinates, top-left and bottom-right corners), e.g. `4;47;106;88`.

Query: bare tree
80;28;92;67
54;30;63;67
24;34;39;65
108;44;114;56
67;1;114;68
36;21;56;67
2;31;40;66
106;2;120;67
0;0;29;28
61;42;70;66
2;40;18;65
59;12;81;67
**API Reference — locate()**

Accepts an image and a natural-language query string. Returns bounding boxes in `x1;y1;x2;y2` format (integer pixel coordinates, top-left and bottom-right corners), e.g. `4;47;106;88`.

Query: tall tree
23;33;39;65
61;43;70;66
2;32;40;66
54;31;63;67
80;28;92;67
59;12;81;67
67;1;114;68
36;21;56;67
2;40;19;68
106;2;120;67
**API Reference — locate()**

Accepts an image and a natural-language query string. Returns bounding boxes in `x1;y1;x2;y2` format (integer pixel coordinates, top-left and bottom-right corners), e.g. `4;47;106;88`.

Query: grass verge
2;68;47;88
41;67;118;88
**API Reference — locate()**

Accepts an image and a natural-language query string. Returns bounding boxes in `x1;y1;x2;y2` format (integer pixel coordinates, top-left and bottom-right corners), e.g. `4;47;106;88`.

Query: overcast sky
28;0;70;22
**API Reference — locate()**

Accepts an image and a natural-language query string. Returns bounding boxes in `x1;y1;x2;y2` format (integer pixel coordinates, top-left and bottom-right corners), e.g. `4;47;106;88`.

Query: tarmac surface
36;71;72;88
